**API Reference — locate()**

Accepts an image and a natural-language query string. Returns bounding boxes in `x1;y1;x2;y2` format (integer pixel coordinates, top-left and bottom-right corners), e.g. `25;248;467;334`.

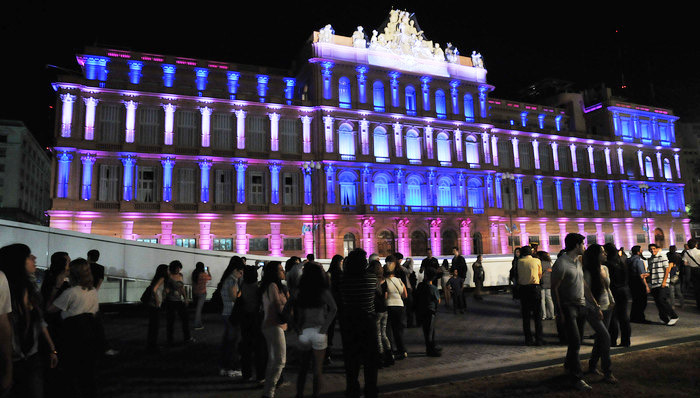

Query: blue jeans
561;304;585;380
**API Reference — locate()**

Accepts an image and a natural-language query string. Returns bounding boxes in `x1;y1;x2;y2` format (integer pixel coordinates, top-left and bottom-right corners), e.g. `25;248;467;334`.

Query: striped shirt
340;271;377;315
648;255;670;289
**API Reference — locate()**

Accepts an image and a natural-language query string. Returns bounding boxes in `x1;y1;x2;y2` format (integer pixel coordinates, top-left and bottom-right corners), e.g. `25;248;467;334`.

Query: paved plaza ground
96;292;700;398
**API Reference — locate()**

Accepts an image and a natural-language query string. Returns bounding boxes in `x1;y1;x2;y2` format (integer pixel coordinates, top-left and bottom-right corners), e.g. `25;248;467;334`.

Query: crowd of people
1;236;698;397
509;235;700;391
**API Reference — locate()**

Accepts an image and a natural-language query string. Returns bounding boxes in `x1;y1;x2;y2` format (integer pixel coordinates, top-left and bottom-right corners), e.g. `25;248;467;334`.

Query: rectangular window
520;144;533;170
543;185;554;211
508;236;521;247
212;113;233;150
176;110;198;147
138;107;160;146
637;234;646;243
249;172;265;205
177;168;196;203
523;185;535;210
562;183;573;211
529;235;540;244
580;184;590;211
214;169;232;204
280;119;300;154
558;146;570;173
137;238;158;244
676;234;685;244
587;235;597;245
246;115;267;152
137;166;157;202
98;164;119;202
497;140;512;168
605;234;614;244
283;238;303;251
249;238;268;252
282;172;299;206
175;238;196;248
539;144;551;171
549;235;561;246
213;238;233;251
98;103;122;143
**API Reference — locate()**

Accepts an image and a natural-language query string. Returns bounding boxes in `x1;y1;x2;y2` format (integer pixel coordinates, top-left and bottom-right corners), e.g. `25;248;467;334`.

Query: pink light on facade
270;222;282;256
235;222;247;254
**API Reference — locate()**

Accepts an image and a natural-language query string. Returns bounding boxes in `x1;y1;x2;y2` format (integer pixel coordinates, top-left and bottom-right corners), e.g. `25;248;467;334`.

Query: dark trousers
240;311;266;380
95;310;109;352
421;312;437;351
690;267;700;309
629;281;648;322
165;300;190;343
220;315;241;370
9;354;43;398
146;305;161;349
452;293;465;312
474;280;484;299
609;287;631;346
386;306;406;354
650;287;678;323
404;292;415;327
561;304;585;381
61;314;99;398
519;285;543;343
340;311;378;398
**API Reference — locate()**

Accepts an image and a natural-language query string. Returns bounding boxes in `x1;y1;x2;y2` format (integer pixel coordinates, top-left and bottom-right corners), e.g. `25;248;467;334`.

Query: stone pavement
96;292;700;398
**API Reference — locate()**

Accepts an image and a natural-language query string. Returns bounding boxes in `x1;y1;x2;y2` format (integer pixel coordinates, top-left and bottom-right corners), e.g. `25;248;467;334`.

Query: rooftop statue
352;26;367;48
471;51;484;68
433;43;445;61
446;43;460;64
319;24;335;43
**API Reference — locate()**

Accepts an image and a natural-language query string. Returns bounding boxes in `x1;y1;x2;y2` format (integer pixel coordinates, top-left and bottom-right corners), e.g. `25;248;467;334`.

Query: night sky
3;1;698;148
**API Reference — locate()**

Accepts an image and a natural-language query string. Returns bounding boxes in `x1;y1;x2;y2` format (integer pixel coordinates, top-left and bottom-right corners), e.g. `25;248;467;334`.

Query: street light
502;172;518;253
302;160;323;258
639;183;651;245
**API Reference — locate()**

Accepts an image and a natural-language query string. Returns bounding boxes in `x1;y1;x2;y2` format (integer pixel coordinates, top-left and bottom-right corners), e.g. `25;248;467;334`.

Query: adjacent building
47;10;692;258
0;120;52;225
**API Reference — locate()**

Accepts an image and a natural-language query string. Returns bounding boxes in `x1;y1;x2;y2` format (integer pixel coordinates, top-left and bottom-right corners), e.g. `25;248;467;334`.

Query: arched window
373;174;392;205
377;230;395;256
435;89;447;119
644;156;654;178
373;126;389;158
463;93;474;122
373;81;385;112
338;77;351;109
465;135;479;164
405;176;423;206
406;129;421;161
436;132;451;163
437;177;453;207
663;158;672;180
467;178;484;210
338;171;357;206
338;123;355;158
405;85;417;115
343;233;356;256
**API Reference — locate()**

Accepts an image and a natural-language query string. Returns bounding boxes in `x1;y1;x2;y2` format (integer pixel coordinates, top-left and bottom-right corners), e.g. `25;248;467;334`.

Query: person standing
510;247;522;300
191;262;211;330
0;267;12;396
604;243;631;347
384;256;408;360
647;244;679;325
260;261;288;398
628;246;650;323
582;244;616;383
87;249;118;357
238;265;266;384
538;251;555;320
551;233;592;391
682;239;700;310
447;269;465;314
218;257;244;378
517;246;543;345
339;248;378;398
326;254;344;365
666;246;683;308
414;266;441;356
440;259;452;308
145;264;168;353
165;261;193;346
450;247;468;310
472;255;485;301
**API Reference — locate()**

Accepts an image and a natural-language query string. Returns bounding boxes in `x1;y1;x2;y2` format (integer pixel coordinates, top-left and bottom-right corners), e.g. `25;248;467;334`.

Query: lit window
373;81;385;112
405;86;416;115
435;89;446;119
373;127;389;158
463;94;474;122
339;77;351;109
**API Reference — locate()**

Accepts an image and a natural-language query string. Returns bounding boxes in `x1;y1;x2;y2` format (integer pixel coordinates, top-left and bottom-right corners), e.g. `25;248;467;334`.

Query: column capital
83;97;99;106
199;106;212;116
80;153;96;165
300;114;312;123
268;112;280;121
60;93;76;103
234;109;247;118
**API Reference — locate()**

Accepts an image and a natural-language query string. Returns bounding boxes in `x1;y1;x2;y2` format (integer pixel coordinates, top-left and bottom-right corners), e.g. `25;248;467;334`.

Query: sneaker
227;370;243;378
104;349;119;356
194;325;204;330
604;374;618;384
185;337;197;344
586;367;603;376
667;318;679;326
573;379;593;391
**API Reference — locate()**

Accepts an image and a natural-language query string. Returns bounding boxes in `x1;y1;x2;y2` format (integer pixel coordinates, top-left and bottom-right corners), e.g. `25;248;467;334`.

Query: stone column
397;218;410;256
460;219;472;255
122;221;135;240
596;223;604;246
425;126;434;159
301;115;312;153
270;222;282;256
199;159;212;203
124;100;138;143
500;223;509;254
269;163;281;205
540;223;549;252
491;136;499;166
235;109;247;150
324;115;334;153
60;93;76;137
163;103;176;145
80;154;96;201
625;222;635;251
489;221;500;254
84;97;99;141
325;222;337;258
200;106;212;147
393;122;403;158
360;118;370;155
269;112;280;152
559;222;567;247
199;222;212;250
430;218;442;255
578;223;586;243
362;217;375;253
551;142;559;170
612;223;622;251
520;223;528;247
570;143;577;172
235;222;247;254
161;221;174;245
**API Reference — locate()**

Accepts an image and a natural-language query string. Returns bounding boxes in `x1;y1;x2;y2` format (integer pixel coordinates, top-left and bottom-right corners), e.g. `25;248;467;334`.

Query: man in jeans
648;244;679;325
552;233;591;391
682;239;700;310
517;246;543;345
628;246;650;323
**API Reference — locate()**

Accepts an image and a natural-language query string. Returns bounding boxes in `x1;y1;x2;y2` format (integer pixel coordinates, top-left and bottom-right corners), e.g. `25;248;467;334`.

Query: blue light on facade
195;68;209;91
283;78;296;105
227;71;240;98
464;94;474;122
435;89;446;119
85;56;109;81
321;61;334;100
162;64;176;88
339;77;352;109
389;71;401;108
420;76;431;111
56;152;73;198
199;160;211;203
405;86;416;116
257;75;269;102
538;114;545;129
161;158;175;202
373;81;385;112
555;115;563;132
127;61;143;84
122;156;136;201
356;66;368;104
521;111;528;127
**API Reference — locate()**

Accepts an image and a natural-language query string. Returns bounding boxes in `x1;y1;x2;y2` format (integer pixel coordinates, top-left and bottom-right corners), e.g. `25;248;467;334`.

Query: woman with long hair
603;243;631;347
294;263;337;398
538;251;555;320
191;262;211;330
0;244;58;398
260;261;288;398
325;254;343;364
581;244;617;384
510;247;522;300
48;258;100;398
218;256;244;378
239;265;266;384
384;255;408;360
371;259;392;367
440;259;451;307
145;264;169;353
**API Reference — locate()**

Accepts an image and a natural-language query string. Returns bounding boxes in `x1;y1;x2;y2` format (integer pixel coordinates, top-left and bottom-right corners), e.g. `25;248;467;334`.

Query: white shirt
53;286;99;319
683;247;700;268
385;276;405;307
0;271;11;315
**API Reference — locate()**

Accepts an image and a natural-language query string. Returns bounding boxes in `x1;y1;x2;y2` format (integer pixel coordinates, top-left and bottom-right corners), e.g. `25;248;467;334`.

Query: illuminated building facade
48;10;691;258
